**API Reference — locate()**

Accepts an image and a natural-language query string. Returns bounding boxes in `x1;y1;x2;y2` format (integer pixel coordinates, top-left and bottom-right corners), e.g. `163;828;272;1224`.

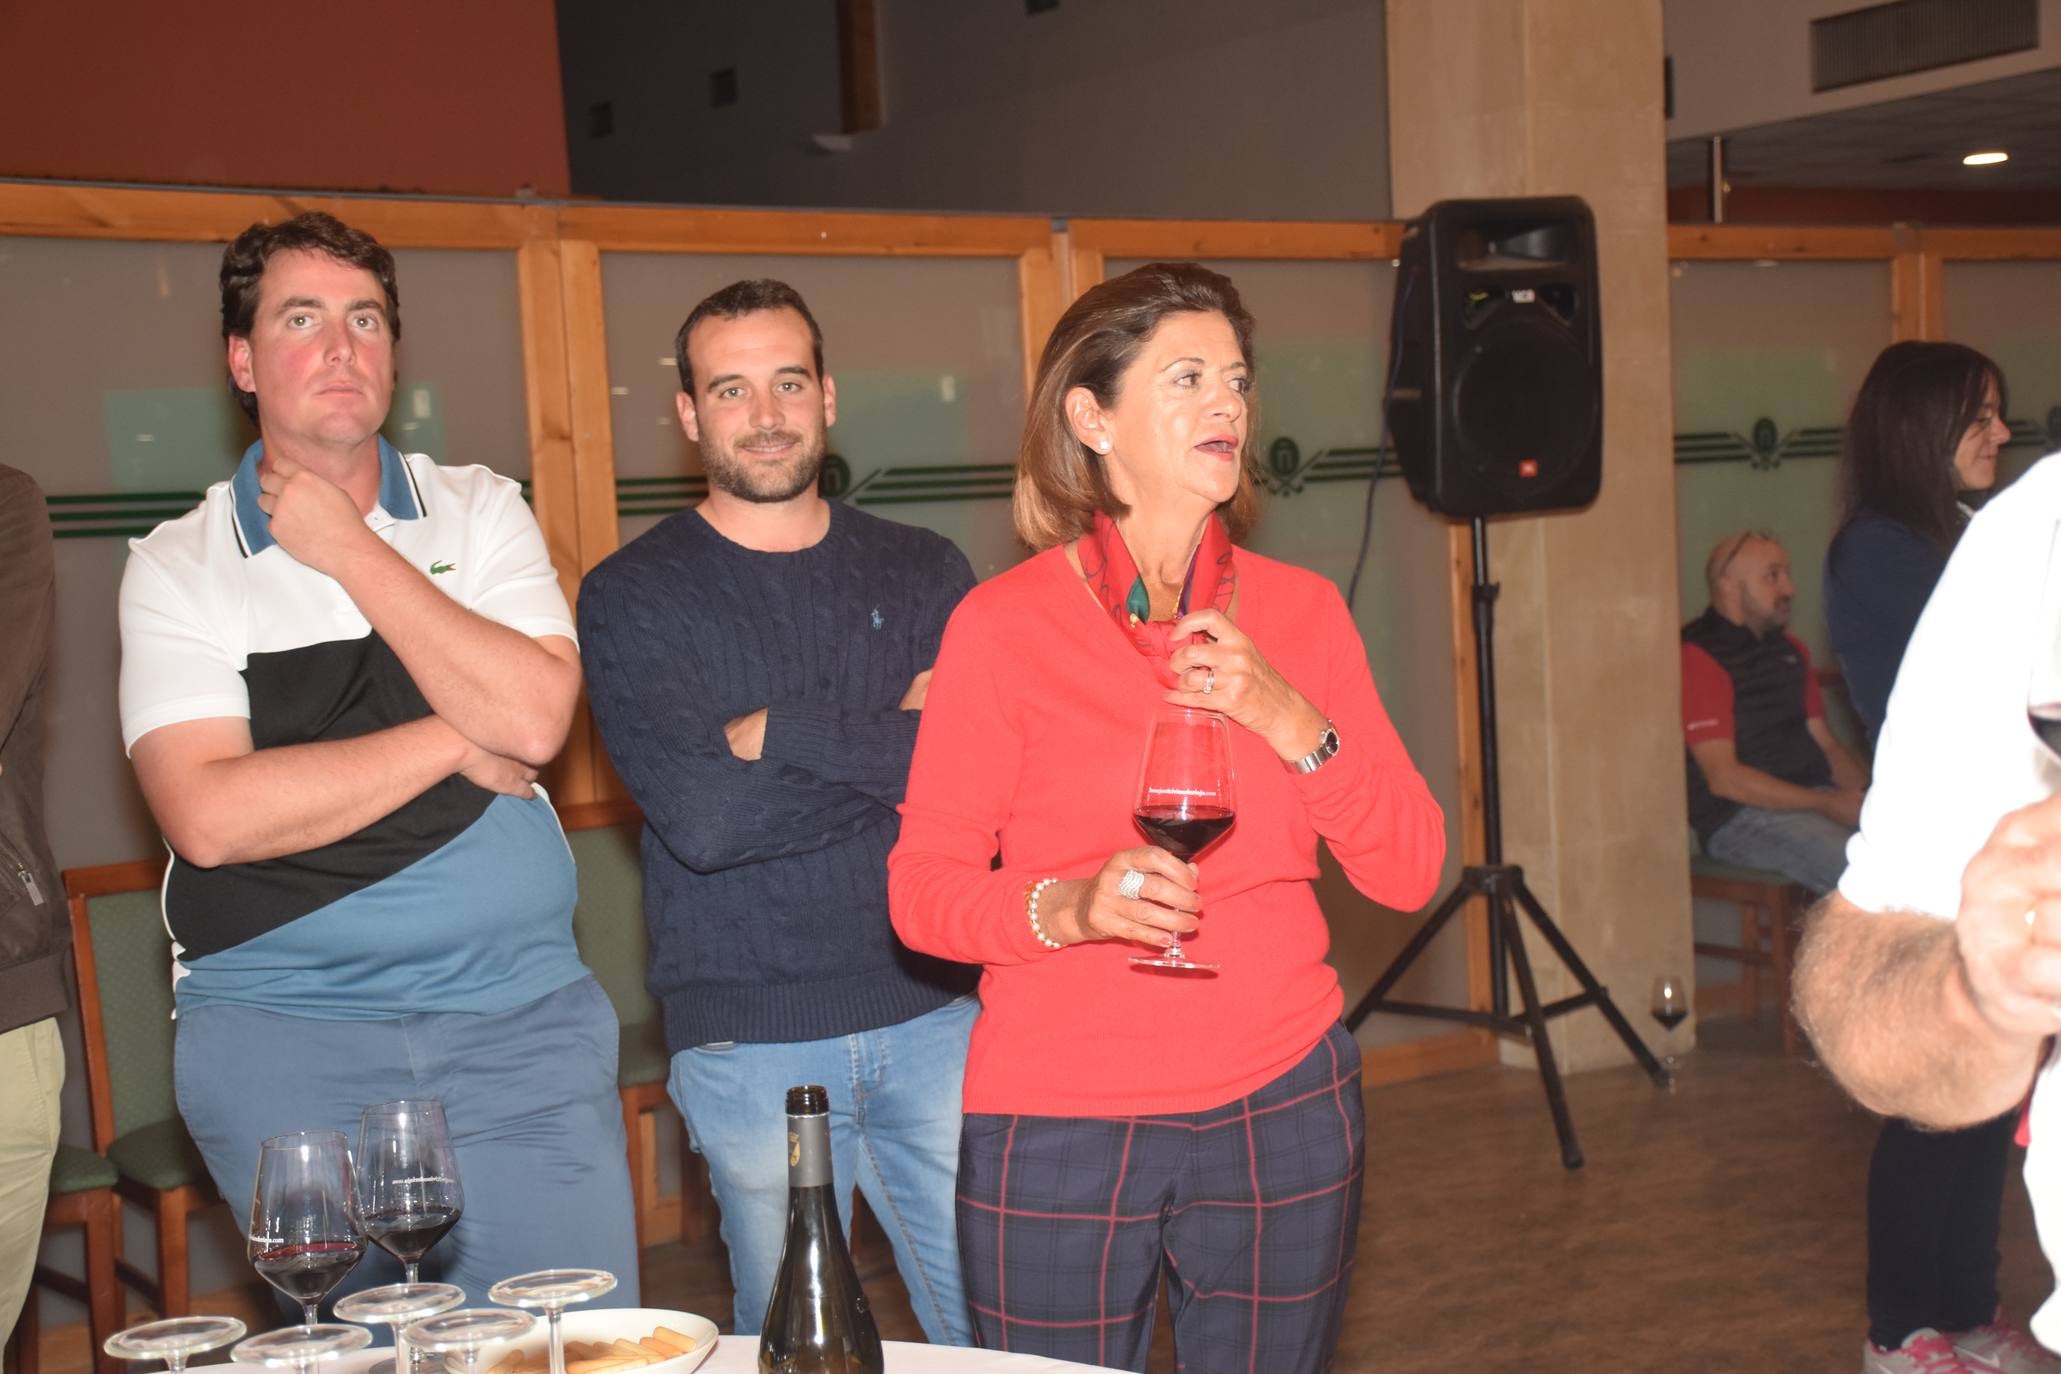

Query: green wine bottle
758;1085;884;1374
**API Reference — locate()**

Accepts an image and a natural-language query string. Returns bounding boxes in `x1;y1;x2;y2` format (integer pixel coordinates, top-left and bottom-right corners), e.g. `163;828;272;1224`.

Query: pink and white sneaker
1864;1329;1977;1373
1946;1321;2059;1374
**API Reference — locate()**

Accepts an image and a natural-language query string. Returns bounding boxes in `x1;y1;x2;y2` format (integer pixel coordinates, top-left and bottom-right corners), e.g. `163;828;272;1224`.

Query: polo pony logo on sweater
429;560;457;576
870;608;883;630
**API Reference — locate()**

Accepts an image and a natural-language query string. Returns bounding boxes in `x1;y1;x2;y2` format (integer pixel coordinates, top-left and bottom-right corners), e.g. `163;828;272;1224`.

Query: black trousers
1867;1108;2019;1348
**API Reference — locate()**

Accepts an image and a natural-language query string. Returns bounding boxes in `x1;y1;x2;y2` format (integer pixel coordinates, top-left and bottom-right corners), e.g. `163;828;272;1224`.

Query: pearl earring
1097;439;1110;453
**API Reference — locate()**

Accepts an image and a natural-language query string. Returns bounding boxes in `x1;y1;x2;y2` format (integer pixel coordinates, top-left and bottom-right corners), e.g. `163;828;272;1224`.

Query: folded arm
579;570;889;872
1691;737;1858;823
129;714;529;869
329;541;579;767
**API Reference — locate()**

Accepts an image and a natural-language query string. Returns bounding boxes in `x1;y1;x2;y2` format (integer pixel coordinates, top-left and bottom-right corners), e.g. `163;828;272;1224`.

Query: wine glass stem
1165;936;1185;960
404;1261;420;1285
547;1309;566;1374
166;1356;188;1374
302;1300;319;1328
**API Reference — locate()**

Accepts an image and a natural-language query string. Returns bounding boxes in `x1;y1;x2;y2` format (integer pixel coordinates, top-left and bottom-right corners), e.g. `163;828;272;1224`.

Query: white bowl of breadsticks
482;1308;718;1374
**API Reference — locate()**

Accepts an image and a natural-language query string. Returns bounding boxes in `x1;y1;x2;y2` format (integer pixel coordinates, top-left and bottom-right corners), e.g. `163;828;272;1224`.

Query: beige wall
1388;0;1694;1071
1666;0;2061;138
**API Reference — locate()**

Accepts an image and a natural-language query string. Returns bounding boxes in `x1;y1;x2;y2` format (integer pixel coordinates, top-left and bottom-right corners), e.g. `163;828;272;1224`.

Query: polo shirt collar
230;436;422;556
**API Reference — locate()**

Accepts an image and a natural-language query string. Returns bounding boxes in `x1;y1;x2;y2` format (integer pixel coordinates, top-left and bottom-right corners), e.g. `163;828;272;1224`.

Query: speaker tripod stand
1344;516;1671;1170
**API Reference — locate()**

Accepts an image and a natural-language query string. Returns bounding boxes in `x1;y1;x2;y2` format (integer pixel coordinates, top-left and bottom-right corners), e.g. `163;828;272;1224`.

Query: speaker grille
1450;317;1597;501
1811;0;2036;93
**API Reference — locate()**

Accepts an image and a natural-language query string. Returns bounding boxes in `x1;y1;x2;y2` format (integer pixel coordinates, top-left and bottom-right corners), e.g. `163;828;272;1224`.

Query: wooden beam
1914;227;2061;261
1016;230;1069;399
1889;233;1943;343
1665;224;1899;261
1068;218;1405;263
516;228;595;805
835;0;882;134
0;181;531;247
558;238;624;805
555;205;1050;256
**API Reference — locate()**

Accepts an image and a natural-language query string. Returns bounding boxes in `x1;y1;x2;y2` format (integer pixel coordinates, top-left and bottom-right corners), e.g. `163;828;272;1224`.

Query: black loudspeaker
1385;196;1603;517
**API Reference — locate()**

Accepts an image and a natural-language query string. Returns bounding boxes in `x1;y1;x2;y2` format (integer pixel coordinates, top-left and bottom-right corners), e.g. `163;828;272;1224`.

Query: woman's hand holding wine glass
1044;848;1200;949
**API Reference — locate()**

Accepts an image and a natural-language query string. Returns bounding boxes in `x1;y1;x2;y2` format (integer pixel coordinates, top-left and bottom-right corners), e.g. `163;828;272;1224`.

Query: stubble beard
703;428;826;504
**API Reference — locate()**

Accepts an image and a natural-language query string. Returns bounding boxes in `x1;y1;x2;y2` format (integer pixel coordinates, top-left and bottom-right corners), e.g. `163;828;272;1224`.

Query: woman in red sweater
887;263;1445;1372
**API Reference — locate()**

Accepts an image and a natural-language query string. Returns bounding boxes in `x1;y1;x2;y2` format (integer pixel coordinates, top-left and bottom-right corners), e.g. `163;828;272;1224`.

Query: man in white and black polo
117;212;637;1310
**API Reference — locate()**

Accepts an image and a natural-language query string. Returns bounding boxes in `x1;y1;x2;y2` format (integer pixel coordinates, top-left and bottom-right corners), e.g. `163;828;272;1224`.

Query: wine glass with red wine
249;1130;365;1326
1130;705;1237;972
357;1099;464;1285
1650;974;1688;1070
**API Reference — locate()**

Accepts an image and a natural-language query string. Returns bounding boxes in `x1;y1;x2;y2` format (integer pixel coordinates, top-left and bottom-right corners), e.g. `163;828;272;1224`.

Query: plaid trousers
957;1021;1365;1373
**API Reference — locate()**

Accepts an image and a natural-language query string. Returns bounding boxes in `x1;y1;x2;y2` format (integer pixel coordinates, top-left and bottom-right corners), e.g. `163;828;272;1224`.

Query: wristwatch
1291;720;1340;774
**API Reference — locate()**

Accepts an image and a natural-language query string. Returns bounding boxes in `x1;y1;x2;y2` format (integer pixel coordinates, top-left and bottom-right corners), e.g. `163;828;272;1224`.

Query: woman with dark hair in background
888;262;1445;1373
1825;341;2047;1374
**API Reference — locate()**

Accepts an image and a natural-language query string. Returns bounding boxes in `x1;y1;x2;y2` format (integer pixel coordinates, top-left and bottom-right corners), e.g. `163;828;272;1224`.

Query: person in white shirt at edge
1797;452;2061;1373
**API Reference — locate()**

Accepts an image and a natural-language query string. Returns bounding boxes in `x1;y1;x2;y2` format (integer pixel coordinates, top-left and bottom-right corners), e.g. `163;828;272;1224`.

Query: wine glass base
1129;954;1220;971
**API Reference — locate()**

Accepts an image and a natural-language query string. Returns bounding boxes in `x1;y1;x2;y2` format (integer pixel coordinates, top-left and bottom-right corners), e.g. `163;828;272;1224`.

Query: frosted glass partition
1943;261;2061;488
0;237;531;870
597;253;1027;576
1669;260;1893;665
1107;257;1465;1037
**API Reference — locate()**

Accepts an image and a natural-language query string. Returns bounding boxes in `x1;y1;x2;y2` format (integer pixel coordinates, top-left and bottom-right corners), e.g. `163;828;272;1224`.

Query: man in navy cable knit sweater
578;280;977;1342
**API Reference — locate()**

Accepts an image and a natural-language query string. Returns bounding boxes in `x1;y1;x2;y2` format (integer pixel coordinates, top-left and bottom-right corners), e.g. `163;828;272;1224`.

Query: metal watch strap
1292;720;1340;774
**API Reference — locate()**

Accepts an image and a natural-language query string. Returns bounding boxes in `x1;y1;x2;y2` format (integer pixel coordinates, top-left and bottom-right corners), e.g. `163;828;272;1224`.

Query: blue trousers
667;995;975;1343
175;975;640;1318
1705;802;1856;896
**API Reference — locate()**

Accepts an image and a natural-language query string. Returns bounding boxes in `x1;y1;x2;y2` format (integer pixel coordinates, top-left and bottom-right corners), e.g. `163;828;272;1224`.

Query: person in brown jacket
0;462;64;1345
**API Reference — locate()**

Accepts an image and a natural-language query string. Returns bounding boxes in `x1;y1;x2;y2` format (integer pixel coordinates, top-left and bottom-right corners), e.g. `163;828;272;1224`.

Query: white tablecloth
698;1340;1119;1372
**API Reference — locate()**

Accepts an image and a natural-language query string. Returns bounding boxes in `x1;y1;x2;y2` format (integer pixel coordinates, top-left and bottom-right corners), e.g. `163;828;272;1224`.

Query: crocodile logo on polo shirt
429;560;456;575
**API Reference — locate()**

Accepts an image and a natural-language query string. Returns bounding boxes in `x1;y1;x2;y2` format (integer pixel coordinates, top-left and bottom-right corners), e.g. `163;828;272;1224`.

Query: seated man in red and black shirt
1682;530;1870;895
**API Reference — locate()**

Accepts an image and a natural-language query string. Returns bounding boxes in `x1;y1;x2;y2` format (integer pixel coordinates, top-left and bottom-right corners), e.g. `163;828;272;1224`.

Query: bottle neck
788;1112;832;1190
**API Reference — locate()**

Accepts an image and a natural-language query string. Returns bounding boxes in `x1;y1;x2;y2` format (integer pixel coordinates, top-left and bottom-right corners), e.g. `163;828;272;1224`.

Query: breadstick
651;1328;699;1354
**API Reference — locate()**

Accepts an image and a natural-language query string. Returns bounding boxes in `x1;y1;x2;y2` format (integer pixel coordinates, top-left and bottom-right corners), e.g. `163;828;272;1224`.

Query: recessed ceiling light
1964;150;2010;166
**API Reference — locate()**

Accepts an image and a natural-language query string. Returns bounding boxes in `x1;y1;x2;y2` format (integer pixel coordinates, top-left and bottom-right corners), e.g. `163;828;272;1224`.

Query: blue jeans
176;976;640;1321
668;995;975;1343
1705;802;1856;896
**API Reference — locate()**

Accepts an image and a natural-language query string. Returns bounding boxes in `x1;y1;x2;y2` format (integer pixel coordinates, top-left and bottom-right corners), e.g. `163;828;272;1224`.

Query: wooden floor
31;1013;2051;1374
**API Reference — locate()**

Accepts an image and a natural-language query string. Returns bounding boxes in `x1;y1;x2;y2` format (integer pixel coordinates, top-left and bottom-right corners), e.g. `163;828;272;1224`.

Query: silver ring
1202;668;1216;696
1117;868;1146;900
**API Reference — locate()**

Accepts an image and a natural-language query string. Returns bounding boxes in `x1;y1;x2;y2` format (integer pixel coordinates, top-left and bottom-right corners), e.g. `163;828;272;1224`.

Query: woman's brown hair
1013;262;1261;551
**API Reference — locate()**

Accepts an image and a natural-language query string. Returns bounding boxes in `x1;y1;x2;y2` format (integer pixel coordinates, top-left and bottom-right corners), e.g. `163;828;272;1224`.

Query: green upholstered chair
5;1145;123;1374
560;800;716;1263
63;857;219;1319
1689;841;1809;1055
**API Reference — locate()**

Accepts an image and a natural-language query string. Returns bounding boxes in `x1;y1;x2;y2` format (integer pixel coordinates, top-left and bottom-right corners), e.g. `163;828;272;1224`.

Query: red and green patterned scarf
1077;510;1236;688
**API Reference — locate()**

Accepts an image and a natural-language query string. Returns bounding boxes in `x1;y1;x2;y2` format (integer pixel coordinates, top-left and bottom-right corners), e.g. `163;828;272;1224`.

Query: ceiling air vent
1811;0;2036;93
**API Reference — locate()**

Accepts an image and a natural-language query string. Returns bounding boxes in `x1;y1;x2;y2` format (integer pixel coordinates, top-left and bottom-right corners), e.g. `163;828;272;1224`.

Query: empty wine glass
405;1310;535;1374
104;1315;246;1374
1130;705;1236;972
334;1282;464;1374
1650;973;1689;1071
232;1324;371;1374
250;1130;366;1326
487;1271;616;1374
357;1100;464;1285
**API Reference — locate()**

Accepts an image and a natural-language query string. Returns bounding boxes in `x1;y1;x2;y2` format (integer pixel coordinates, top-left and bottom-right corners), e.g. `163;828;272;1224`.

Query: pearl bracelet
1025;876;1063;950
